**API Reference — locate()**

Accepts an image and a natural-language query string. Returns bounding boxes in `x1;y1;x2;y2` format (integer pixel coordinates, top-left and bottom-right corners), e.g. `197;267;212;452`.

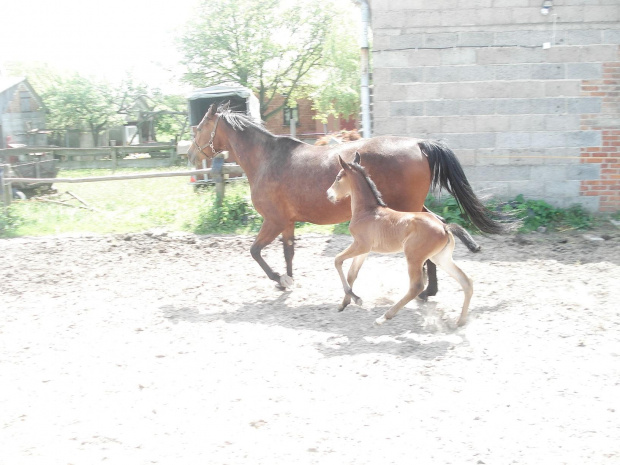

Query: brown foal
327;152;474;327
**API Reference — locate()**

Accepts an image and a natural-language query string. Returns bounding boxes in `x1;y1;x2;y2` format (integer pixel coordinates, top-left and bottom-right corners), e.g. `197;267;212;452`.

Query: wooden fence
0;144;179;170
0;164;245;210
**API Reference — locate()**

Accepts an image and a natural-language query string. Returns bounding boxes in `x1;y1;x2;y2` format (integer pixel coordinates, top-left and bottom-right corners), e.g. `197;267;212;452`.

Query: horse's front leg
335;242;370;310
250;220;291;289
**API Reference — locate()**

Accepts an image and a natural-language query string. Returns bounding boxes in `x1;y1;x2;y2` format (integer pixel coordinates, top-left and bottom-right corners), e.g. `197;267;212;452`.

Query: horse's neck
350;174;381;217
223;124;274;182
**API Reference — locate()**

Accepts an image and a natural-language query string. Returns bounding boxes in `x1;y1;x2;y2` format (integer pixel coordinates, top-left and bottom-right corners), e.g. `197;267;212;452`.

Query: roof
187;84;255;101
0;76;45;113
0;76;27;94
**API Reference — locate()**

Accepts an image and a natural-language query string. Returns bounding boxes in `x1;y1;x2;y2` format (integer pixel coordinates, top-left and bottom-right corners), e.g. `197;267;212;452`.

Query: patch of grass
425;193;595;233
3;168;201;236
496;194;593;232
0;167;600;238
424;194;473;229
191;184;262;234
0;206;21;237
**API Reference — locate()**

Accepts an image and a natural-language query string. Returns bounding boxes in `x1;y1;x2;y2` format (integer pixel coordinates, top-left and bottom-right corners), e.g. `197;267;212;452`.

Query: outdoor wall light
541;0;553;15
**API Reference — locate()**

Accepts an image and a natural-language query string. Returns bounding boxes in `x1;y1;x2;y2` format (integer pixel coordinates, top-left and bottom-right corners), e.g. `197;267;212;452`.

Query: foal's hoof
374;315;387;326
279;274;294;289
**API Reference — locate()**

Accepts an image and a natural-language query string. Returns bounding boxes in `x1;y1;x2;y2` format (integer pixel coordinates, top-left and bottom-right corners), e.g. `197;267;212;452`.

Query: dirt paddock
1;226;619;464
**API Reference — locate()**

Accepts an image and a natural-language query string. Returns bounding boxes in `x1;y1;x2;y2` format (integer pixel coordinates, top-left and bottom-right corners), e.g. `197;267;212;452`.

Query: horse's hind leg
375;262;425;325
250;219;291;288
338;253;368;311
430;239;474;326
418;260;438;300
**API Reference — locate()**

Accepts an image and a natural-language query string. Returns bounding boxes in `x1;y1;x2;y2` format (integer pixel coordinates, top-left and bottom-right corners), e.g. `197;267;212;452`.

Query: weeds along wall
369;0;619;212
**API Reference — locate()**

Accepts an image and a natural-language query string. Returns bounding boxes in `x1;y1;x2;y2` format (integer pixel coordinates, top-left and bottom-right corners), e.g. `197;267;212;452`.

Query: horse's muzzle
326;188;338;204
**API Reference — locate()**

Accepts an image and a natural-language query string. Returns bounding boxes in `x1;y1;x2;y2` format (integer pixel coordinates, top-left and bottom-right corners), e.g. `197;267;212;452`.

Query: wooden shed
0;77;47;149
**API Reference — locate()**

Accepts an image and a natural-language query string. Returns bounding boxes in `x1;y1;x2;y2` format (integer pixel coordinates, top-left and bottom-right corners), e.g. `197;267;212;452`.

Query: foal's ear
354;151;361;165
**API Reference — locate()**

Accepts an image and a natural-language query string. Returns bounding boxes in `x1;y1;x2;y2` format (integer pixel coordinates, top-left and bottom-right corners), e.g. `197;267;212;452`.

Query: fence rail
0;144;179;170
0;164;245;210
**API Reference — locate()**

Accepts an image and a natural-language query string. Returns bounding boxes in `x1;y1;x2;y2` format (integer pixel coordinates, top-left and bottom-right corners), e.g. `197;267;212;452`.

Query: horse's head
327;152;361;203
187;102;230;169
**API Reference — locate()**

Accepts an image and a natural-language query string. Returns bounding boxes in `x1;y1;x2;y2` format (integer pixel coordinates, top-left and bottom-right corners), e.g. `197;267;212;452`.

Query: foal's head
327;152;387;207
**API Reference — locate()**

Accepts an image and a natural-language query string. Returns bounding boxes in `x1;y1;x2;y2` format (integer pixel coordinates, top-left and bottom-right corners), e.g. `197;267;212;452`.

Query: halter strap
192;113;222;160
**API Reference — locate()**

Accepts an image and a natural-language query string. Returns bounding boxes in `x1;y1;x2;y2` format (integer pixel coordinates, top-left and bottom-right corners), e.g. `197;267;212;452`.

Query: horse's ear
338;155;347;170
354;151;361;165
206;104;216;118
222;101;231;111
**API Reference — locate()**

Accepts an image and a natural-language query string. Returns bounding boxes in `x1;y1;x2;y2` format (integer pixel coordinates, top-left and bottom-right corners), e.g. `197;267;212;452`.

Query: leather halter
191;113;221;160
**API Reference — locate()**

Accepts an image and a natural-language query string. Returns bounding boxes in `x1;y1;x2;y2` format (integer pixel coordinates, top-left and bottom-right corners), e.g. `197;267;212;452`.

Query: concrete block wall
369;0;619;212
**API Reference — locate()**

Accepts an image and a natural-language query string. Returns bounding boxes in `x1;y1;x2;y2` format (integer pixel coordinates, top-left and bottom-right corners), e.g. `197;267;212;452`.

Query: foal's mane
216;104;303;144
348;161;387;208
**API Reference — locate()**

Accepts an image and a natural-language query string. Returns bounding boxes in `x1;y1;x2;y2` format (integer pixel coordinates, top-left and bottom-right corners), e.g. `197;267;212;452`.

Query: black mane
349;162;387;207
216;104;303;144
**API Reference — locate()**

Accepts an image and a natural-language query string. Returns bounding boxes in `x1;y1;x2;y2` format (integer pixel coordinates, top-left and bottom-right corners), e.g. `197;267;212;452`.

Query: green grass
1;168;345;237
1;168;610;238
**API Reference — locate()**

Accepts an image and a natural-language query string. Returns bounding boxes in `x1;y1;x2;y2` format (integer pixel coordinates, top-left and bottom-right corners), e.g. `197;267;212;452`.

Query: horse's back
258;135;432;224
353;137;431;212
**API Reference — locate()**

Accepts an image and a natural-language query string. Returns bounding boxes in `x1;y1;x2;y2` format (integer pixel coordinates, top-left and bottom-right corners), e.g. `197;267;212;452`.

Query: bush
193;188;262;234
0;207;20;237
426;193;594;233
424;194;473;230
498;194;593;232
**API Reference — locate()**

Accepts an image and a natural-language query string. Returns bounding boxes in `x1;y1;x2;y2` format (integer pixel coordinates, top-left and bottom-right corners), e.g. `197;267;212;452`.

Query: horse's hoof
353;296;363;307
374;316;387;326
456;317;467;327
417;292;428;302
279;274;294;289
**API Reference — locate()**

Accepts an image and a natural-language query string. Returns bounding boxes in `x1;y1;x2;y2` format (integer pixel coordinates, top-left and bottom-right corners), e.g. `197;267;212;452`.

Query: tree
308;2;361;123
7;63;189;144
44;74;125;146
6;63;124;146
115;76;189;143
177;0;356;121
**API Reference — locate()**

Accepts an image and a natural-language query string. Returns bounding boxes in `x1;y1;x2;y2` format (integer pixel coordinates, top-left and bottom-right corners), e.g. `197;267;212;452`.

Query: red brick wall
262;95;350;141
580;58;620;212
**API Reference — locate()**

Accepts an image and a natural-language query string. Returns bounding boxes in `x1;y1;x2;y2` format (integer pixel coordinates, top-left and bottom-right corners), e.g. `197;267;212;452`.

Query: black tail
446;223;482;253
420;139;507;234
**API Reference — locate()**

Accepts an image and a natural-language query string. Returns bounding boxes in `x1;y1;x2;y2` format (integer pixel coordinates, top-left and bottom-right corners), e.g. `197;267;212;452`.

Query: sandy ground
1;225;619;465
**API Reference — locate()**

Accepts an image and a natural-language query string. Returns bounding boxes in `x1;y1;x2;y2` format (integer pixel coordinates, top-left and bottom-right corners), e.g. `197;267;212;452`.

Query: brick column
580;52;620;212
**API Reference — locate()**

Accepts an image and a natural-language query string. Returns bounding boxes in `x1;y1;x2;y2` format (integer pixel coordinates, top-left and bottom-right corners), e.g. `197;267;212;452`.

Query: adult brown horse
188;103;501;292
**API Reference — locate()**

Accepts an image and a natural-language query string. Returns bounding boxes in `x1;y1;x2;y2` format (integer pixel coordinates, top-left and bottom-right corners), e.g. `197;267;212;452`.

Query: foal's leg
250;219;291;288
375;261;425;325
335;241;370;309
430;242;473;326
338;253;368;311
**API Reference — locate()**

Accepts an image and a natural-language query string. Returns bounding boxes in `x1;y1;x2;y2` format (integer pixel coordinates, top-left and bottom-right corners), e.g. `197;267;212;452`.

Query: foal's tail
419;139;509;234
445;223;482;253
